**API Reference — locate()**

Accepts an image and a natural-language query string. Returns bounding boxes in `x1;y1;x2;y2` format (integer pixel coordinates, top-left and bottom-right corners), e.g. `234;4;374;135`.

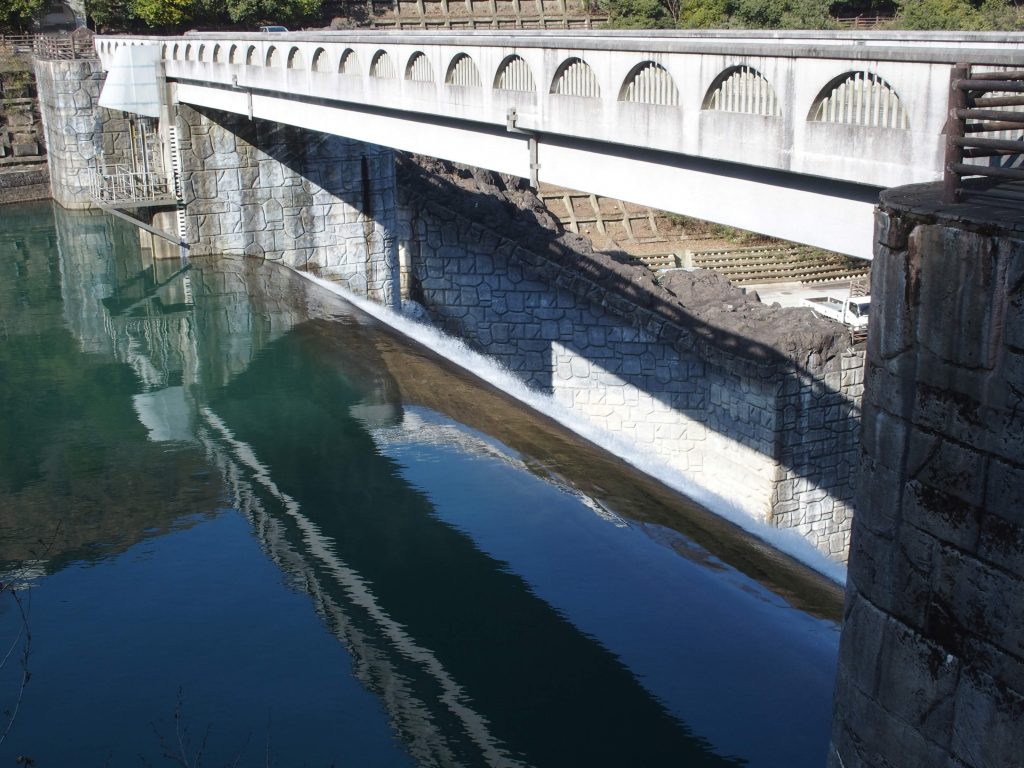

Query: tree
226;0;323;25
133;0;196;29
85;0;138;32
0;0;46;32
893;0;1020;29
601;0;674;27
728;0;834;27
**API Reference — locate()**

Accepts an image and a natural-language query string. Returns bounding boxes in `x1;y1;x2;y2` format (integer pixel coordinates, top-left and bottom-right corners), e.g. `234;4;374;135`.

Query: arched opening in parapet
228;44;239;64
266;46;281;68
702;65;781;117
197;44;207;62
493;54;536;93
339;48;360;75
446;53;482;87
312;47;330;72
370;50;395;79
184;43;193;61
405;51;434;82
287;47;304;69
809;71;909;129
161;43;169;60
550;57;600;98
212;44;223;63
618;61;679;106
245;45;257;66
172;43;180;60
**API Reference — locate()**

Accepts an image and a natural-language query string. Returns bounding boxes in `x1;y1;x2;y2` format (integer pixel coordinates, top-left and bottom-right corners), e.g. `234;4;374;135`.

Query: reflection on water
0;201;841;767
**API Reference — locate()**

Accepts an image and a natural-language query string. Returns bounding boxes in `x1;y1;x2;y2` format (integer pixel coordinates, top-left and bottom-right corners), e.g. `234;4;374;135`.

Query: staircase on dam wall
351;0;606;28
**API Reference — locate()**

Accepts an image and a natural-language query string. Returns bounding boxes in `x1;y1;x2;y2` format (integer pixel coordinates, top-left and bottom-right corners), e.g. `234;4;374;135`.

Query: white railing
91;163;173;204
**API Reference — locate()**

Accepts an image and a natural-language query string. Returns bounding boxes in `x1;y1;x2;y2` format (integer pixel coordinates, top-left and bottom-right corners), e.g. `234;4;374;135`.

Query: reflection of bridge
96;30;1024;257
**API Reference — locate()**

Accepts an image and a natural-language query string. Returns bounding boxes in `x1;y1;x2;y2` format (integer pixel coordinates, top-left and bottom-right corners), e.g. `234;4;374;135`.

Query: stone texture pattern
397;161;862;559
0;166;50;203
176;105;398;306
829;190;1024;767
33;57;105;209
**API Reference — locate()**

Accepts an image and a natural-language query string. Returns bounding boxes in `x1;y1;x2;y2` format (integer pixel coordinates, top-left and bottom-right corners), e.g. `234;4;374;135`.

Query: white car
259;25;288;32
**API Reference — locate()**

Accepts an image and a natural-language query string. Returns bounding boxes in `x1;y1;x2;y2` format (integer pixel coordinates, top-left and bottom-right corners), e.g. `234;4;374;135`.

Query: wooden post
943;63;970;204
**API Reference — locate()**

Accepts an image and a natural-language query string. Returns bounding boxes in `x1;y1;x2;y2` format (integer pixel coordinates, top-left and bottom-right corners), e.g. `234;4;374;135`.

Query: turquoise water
0;201;841;767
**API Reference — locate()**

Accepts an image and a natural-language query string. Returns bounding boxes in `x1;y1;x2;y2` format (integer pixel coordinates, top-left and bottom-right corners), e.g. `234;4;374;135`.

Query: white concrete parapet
93;31;1024;257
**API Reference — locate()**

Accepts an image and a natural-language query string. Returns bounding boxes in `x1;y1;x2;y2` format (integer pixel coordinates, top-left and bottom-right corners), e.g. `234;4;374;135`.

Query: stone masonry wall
176;104;398;306
829;185;1024;766
0;166;50;203
33;57;102;209
397;158;862;559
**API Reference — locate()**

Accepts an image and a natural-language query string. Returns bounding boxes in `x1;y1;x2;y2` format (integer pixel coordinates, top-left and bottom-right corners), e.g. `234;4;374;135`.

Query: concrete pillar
830;183;1024;767
33;57;102;209
175;104;399;307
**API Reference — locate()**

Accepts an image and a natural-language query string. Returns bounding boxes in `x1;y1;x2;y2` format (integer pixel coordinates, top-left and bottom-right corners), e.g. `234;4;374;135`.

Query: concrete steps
685;245;870;285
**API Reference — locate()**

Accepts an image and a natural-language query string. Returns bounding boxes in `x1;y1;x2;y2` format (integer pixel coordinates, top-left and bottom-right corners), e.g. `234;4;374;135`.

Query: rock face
829;184;1024;767
396;155;864;559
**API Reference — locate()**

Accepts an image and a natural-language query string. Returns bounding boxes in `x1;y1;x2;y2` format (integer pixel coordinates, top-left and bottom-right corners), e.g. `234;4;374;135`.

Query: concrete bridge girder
94;32;1024;258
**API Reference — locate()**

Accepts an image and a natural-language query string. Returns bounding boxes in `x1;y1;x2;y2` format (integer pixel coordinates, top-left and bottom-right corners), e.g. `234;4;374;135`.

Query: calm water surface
0;201;841;767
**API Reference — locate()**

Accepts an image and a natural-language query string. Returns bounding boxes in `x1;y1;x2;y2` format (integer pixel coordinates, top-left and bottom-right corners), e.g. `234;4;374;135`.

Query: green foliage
605;0;837;27
133;0;195;28
679;0;730;27
893;0;1020;29
730;0;834;27
0;0;46;32
86;0;138;31
226;0;323;25
601;0;673;27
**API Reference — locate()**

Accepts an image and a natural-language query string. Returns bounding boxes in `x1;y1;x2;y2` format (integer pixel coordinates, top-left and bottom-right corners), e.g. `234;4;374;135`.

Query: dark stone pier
830;181;1024;767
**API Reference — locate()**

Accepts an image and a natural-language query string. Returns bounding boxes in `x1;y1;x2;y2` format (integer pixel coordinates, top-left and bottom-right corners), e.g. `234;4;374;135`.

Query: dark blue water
0;201;841;767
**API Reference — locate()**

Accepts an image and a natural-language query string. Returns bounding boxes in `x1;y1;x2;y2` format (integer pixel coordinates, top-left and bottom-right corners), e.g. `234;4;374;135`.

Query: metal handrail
943;63;1024;203
91;164;174;204
31;32;95;60
0;34;36;53
833;14;894;28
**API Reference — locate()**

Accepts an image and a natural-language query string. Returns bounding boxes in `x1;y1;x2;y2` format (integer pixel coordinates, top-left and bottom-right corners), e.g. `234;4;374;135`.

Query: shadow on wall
177;105;397;304
396;155;864;554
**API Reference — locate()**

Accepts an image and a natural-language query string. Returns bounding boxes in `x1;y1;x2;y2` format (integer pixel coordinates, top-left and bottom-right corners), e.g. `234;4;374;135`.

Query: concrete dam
24;27;1024;768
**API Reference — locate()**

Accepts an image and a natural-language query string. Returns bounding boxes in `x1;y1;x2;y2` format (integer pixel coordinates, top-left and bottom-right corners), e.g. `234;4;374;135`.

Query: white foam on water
303;274;848;586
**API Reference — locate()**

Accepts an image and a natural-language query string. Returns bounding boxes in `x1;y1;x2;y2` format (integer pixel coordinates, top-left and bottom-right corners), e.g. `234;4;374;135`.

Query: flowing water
0;201;842;767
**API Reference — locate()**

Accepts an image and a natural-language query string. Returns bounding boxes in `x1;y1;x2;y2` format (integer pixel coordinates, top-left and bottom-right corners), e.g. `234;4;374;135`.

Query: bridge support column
34;57;115;210
830;185;1024;767
175;104;399;306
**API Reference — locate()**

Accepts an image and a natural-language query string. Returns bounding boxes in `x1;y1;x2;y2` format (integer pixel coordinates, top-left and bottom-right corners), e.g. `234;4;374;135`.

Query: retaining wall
0;166;49;203
396;158;863;559
829;184;1024;766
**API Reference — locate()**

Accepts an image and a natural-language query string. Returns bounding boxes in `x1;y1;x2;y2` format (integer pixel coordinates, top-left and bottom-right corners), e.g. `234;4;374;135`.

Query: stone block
11;141;39;157
904;475;981;554
1001;235;1024;344
932;544;1024;660
190;170;218;200
832;664;951;768
875;208;915;250
951;669;1024;768
913;225;1003;371
977;513;1024;579
837;590;888;691
876;618;960;746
